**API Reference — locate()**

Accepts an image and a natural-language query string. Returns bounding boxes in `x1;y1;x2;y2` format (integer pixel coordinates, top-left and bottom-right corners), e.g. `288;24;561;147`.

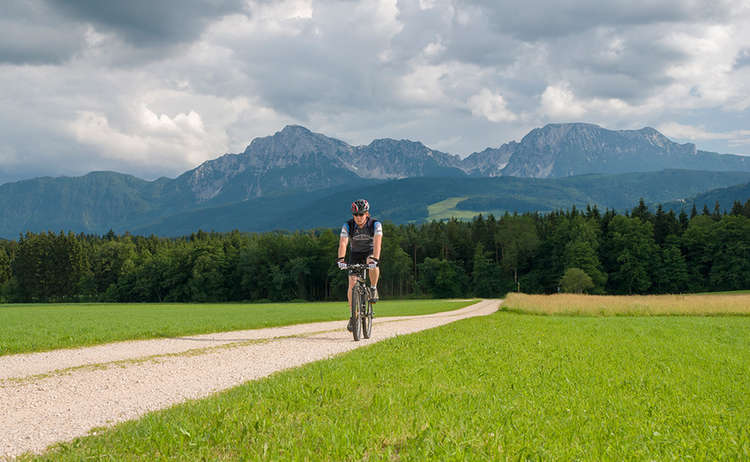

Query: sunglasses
353;213;366;217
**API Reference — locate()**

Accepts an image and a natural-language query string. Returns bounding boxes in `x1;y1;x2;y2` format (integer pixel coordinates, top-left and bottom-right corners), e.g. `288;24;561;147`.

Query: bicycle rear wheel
362;293;373;339
351;286;362;341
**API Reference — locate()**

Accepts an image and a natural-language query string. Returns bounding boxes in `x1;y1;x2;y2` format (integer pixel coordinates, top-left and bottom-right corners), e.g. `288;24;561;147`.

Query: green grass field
427;196;491;221
0;300;477;356
23;311;750;461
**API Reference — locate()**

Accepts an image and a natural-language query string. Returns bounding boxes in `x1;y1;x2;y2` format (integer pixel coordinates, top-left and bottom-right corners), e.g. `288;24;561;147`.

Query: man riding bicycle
337;199;382;332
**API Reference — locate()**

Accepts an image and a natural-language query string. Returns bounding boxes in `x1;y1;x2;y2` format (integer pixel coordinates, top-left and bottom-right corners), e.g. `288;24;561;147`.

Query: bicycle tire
362;296;373;339
351;286;362;341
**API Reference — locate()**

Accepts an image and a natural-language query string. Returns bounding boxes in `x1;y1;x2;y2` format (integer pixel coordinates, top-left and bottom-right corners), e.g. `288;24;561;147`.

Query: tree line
1;199;749;303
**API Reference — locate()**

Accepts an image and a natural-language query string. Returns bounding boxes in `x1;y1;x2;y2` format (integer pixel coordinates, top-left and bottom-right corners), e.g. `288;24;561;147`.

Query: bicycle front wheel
362;293;373;339
361;299;373;338
351;286;362;341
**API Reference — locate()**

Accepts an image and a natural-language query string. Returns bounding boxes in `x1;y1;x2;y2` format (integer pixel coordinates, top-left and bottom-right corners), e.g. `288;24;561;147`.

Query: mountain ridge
3;122;750;237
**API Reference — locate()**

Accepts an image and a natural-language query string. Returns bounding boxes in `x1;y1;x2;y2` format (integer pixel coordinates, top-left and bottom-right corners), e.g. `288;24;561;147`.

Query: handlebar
340;263;377;270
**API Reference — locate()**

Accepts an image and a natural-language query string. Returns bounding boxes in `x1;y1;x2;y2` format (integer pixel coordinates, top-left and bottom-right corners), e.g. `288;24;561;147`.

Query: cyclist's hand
367;256;379;267
336;257;347;269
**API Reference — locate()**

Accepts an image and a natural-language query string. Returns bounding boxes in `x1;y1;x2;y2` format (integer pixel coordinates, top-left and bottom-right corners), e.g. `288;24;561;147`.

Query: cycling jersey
340;217;383;254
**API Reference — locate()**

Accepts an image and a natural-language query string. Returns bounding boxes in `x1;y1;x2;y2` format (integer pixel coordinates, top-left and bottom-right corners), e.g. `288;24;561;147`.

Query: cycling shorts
348;251;371;275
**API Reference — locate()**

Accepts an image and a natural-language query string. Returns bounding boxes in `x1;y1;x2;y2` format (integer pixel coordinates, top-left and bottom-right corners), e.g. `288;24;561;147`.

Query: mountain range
176;123;750;202
2;123;750;238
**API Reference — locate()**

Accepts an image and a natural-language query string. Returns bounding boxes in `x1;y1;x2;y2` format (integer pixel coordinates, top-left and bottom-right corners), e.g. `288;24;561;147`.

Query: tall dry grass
503;292;750;316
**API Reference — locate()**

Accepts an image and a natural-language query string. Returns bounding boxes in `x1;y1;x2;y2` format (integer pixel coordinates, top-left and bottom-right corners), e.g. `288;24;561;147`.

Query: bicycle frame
341;263;375;340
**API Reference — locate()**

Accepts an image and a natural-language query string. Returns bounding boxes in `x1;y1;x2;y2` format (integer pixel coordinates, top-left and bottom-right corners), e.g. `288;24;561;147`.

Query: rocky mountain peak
278;124;312;136
243;124;351;160
642;127;669;148
367;138;430;155
498;123;716;178
523;123;603;149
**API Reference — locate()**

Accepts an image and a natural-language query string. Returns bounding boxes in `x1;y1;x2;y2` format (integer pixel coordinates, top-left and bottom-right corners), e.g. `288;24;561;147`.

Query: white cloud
662;25;737;106
423;40;445;58
540;84;586;119
419;0;437;10
658;122;750;146
68;111;150;160
140;106;205;135
398;62;449;104
468;88;517;122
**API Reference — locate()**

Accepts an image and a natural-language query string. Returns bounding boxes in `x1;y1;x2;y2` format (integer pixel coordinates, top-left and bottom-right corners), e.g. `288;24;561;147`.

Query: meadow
0;299;477;356
23;308;750;461
503;292;750;316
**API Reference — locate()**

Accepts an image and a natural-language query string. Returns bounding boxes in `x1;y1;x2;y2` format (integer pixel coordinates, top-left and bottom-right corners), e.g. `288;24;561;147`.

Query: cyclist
336;199;383;332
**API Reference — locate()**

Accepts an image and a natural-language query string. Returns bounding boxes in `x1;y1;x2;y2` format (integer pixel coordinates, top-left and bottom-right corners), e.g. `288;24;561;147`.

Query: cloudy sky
2;0;750;184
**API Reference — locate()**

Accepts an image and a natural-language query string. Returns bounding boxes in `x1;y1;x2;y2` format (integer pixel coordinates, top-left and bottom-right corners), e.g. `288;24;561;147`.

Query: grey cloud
0;1;86;64
392;1;520;67
468;0;734;41
542;27;686;102
45;0;246;47
214;3;405;119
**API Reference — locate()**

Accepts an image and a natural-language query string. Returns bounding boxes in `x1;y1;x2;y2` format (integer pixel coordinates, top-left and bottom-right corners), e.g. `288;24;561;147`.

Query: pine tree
712;201;722;221
471;243;504;297
653;243;689;294
496;215;540;292
0;247;10;286
605;215;656;294
631;198;652;222
678;209;689;232
731;200;743;216
653;204;676;245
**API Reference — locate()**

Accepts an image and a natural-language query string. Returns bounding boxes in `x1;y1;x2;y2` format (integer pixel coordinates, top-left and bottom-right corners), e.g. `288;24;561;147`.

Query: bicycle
340;263;376;341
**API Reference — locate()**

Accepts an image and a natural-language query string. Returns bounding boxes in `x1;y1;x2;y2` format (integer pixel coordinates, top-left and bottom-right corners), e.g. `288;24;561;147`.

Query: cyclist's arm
372;233;382;260
338;236;348;259
338;223;349;259
371;221;383;260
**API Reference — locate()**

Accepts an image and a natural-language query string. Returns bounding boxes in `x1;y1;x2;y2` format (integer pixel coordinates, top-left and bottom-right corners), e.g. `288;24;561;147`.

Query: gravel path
0;299;500;460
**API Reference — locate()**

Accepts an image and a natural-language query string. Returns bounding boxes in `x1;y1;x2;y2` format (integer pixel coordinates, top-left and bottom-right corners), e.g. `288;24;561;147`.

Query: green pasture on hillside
0;300;477;356
25;311;750;461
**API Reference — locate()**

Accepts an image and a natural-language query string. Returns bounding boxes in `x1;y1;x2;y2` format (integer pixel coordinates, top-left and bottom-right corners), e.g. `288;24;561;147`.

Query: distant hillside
133;170;750;236
0;172;182;238
662;182;750;213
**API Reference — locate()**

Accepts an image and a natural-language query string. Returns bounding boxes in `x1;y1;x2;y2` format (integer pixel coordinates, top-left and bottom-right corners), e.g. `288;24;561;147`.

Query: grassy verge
503;292;750;316
24;312;750;461
0;299;477;356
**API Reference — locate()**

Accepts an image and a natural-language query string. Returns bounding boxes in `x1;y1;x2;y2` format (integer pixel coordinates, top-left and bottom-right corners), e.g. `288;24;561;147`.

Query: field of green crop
23;311;750;461
0;300;477;356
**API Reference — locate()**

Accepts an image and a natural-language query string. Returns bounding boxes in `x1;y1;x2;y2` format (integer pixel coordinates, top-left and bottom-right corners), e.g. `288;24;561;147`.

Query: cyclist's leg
368;266;380;287
368;266;380;302
346;274;357;331
347;274;357;308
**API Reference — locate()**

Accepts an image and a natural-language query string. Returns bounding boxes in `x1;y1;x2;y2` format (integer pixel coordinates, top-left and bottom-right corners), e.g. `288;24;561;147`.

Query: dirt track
0;299;500;460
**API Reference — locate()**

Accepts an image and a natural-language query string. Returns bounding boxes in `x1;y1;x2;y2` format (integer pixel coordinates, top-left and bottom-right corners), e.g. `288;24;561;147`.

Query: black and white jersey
340;217;383;254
